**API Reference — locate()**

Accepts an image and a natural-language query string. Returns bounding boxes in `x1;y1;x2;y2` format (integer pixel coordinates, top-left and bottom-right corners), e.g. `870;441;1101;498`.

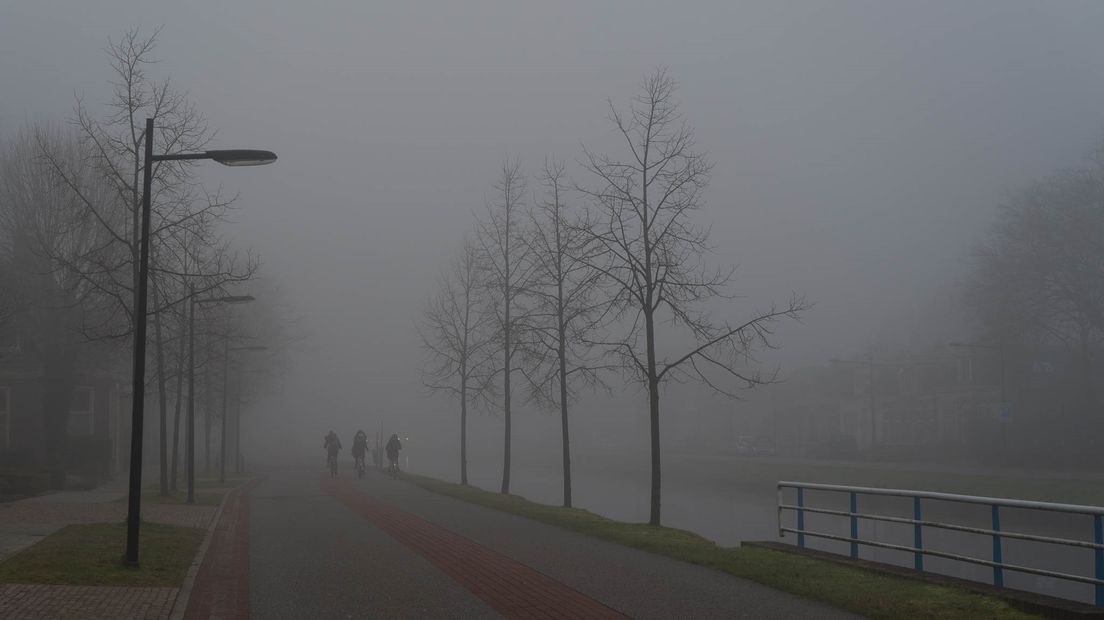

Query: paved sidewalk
0;584;177;620
0;480;218;562
0;479;229;619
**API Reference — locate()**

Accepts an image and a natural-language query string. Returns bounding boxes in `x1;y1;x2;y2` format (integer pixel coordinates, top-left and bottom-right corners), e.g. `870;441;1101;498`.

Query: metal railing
777;481;1104;606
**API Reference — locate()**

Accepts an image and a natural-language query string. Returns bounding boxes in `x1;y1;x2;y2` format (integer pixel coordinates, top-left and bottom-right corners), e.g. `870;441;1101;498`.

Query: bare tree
474;159;535;494
578;68;807;525
32;28;259;494
970;164;1104;449
522;158;608;507
420;238;496;485
0;126;124;466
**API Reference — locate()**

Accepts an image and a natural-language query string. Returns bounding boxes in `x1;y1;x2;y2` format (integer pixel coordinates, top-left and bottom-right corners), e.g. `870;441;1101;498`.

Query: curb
167;481;249;620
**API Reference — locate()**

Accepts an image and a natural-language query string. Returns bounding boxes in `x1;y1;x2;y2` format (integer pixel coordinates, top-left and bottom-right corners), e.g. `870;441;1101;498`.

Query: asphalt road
248;466;860;619
250;469;498;619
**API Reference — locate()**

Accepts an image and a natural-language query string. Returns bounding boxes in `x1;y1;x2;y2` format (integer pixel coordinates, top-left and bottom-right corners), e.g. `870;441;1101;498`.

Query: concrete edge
167;480;251;620
744;541;1104;619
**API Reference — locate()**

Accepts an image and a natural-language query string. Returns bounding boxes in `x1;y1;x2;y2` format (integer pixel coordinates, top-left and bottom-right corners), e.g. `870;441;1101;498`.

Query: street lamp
237;368;272;474
186;294;255;504
125;118;275;567
222;345;268;483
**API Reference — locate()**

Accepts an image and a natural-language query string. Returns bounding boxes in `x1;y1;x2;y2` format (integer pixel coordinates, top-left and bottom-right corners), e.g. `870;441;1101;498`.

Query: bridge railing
777;480;1104;606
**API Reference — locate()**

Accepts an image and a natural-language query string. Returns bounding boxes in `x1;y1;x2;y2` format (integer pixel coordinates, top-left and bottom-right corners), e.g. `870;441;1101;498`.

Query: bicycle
327;451;339;478
387;458;399;479
354;453;366;479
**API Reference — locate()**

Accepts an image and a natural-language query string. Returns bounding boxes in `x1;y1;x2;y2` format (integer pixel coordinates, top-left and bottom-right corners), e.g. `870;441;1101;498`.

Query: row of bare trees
0;28;282;491
422;69;807;525
969;144;1104;458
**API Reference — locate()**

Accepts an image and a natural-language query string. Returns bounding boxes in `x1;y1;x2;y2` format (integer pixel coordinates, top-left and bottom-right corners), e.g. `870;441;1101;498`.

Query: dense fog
5;1;1104;536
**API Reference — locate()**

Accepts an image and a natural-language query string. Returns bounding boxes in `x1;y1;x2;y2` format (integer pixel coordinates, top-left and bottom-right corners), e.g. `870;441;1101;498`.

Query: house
0;321;128;482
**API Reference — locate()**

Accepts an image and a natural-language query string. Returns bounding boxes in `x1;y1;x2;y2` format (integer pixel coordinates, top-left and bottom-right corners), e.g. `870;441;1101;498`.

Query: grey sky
4;1;1104;444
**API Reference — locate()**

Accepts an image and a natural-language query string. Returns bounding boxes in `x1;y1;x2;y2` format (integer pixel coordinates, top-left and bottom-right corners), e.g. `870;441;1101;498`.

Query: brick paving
322;476;629;620
0;484;227;619
0;584;177;619
182;480;258;620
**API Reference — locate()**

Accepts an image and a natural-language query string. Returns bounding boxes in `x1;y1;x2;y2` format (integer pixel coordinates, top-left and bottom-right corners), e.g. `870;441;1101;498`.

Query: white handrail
778;480;1104;516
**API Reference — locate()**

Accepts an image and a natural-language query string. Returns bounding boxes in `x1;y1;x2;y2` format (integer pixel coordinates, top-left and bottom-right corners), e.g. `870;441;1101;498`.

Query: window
67;387;94;436
0;387;9;449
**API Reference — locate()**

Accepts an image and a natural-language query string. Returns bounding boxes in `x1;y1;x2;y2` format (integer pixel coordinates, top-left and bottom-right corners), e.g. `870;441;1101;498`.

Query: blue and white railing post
913;496;923;571
991;504;1004;588
797;486;806;548
776;481;1104;607
850;491;859;559
1094;514;1103;607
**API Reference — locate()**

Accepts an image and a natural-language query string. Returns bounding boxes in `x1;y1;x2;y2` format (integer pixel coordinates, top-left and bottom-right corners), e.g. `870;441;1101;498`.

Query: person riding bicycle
352;429;368;470
385;433;402;473
324;430;342;470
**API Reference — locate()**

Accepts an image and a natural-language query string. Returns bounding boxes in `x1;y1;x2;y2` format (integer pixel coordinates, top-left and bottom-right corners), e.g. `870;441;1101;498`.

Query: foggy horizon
5;2;1104;457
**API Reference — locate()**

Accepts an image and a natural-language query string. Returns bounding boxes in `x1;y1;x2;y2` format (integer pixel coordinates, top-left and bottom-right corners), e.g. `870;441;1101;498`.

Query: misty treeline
421;69;808;526
968;144;1104;461
0;28;293;491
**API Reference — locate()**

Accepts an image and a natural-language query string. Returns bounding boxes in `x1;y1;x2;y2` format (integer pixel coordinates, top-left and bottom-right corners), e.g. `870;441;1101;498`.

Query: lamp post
949;340;1008;451
187;294;254;504
125;117;275;567
222;345;267;483
237;368;271;474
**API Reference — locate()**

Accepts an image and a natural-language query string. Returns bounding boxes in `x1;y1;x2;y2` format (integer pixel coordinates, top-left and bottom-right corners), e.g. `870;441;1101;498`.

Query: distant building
0;320;128;480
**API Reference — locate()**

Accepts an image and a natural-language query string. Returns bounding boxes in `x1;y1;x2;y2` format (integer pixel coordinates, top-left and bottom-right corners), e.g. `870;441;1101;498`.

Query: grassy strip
0;521;204;587
124;488;224;506
404;473;1039;620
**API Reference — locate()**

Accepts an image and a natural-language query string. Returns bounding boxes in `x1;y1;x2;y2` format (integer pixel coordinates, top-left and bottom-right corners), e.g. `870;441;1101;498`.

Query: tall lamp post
125;117;275;567
187;293;254;504
222;345;268;482
236;366;271;474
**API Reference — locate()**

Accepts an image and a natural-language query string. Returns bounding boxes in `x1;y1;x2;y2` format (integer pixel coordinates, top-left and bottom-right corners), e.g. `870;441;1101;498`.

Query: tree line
969;143;1104;460
420;68;808;526
0;28;288;493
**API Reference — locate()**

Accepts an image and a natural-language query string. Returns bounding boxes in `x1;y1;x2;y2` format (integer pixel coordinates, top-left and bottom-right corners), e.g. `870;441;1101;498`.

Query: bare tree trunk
204;346;213;474
169;315;186;488
460;373;468;485
559;335;571;508
646;309;661;526
501;204;513;495
153;295;169;495
502;302;511;494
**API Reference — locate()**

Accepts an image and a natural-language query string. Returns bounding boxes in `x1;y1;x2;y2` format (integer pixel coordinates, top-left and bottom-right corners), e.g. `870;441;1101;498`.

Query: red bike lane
321;476;629;620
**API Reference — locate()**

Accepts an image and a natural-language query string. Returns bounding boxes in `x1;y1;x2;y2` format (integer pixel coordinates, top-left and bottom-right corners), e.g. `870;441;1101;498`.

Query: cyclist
385;433;402;476
352;429;368;476
324;430;342;477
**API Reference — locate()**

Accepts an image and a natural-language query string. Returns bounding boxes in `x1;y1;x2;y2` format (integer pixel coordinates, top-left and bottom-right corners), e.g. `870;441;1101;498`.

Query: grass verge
122;489;224;506
0;521;204;587
404;473;1040;620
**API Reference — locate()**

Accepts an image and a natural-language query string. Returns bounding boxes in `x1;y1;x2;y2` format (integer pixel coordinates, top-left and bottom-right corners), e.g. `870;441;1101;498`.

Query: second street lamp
125;118;275;567
222;345;268;482
187;293;255;504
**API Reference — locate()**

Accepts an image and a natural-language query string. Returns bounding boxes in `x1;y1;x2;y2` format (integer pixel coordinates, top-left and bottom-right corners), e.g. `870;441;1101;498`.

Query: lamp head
206;149;277;167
